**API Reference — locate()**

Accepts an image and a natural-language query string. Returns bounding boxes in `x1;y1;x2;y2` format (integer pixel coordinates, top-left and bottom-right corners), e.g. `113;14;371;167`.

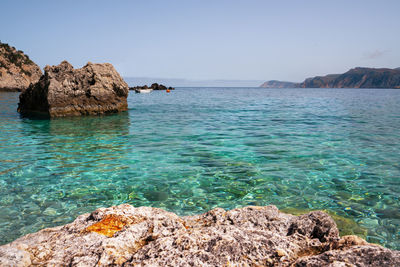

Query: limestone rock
18;61;129;117
0;204;399;266
0;42;42;92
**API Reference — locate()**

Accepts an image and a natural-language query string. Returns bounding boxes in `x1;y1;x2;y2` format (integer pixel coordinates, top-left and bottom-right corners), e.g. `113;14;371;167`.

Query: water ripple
0;88;400;249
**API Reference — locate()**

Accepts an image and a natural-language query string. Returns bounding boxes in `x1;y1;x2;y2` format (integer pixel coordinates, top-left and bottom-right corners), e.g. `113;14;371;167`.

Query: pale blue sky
1;0;399;82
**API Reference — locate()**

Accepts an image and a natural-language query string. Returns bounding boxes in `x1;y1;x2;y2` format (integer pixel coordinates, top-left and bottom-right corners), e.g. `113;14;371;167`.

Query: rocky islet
130;83;175;92
18;60;129;117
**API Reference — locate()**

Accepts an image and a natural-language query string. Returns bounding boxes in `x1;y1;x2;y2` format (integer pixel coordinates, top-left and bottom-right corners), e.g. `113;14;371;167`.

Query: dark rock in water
150;83;160;90
18;61;129;117
0;42;42;92
157;84;167;90
129;83;174;92
0;204;398;266
129;85;149;90
150;83;172;90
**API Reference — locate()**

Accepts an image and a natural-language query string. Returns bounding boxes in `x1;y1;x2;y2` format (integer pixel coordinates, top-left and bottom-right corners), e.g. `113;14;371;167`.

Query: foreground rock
18;61;129;117
0;42;42;91
0;205;398;266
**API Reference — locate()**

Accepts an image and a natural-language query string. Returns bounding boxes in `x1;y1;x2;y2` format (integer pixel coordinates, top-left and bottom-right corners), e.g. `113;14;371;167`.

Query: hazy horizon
124;76;268;87
1;0;399;82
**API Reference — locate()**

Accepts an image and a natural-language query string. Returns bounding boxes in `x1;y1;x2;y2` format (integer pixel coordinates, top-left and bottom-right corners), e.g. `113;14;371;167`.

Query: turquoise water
0;88;400;249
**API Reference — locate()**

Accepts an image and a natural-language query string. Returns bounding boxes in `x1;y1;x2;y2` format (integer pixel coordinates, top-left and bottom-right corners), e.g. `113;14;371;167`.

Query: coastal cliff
260;67;400;89
0;42;42;92
299;67;400;88
0;204;398;266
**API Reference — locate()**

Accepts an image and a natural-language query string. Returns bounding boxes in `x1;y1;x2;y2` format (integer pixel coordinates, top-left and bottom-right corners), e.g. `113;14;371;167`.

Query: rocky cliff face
0;42;42;91
18;61;129;117
259;80;297;88
0;204;398;266
298;67;400;88
260;67;400;89
299;74;340;88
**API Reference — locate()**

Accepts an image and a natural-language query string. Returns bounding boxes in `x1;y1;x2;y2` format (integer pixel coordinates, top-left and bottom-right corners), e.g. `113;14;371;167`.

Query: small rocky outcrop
18;61;129;117
130;85;149;90
0;42;42;92
130;83;174;91
0;204;398;266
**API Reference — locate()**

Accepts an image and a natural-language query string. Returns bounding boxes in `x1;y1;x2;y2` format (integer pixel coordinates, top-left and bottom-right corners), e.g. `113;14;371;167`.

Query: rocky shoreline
0;204;398;266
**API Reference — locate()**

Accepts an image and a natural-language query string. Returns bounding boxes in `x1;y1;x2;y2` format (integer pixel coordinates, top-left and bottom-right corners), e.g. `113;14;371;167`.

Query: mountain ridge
260;67;400;89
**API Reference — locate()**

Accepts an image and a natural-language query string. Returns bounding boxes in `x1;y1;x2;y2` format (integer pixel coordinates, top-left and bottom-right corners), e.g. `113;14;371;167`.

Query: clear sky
1;0;399;82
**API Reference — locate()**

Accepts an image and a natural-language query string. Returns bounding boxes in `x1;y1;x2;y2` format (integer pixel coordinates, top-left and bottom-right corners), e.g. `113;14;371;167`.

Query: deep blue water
0;88;399;249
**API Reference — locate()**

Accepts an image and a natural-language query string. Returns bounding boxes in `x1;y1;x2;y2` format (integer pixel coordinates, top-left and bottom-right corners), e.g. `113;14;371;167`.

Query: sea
0;87;399;249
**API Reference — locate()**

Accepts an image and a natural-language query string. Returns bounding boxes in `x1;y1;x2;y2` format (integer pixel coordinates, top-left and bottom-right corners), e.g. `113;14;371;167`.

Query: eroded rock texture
0;204;398;266
0;42;42;92
18;61;129;117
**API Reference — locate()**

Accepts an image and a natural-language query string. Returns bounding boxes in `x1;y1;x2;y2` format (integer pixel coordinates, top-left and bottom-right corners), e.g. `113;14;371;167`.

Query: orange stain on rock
86;215;128;237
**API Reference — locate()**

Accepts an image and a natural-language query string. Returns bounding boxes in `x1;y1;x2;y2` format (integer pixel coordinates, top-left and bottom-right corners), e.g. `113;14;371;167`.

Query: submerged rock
0;204;398;266
0;42;42;92
18;61;129;117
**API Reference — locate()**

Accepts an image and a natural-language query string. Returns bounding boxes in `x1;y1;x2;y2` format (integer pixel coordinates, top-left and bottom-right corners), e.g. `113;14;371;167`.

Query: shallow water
0;88;399;249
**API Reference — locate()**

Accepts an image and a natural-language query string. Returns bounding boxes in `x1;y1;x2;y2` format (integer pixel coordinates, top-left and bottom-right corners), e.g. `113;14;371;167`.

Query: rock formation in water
0;204;398;266
0;42;42;92
18;61;129;117
130;84;150;90
259;80;297;88
129;83;174;91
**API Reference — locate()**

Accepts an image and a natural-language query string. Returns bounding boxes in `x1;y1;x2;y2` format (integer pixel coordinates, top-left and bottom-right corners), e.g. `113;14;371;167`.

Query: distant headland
261;67;400;89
